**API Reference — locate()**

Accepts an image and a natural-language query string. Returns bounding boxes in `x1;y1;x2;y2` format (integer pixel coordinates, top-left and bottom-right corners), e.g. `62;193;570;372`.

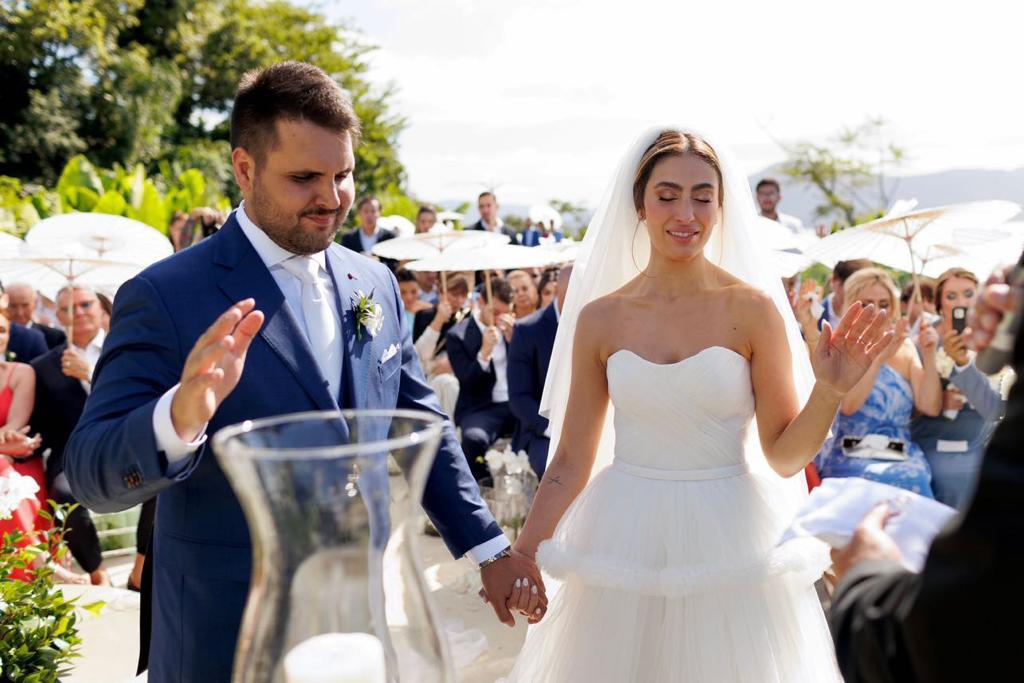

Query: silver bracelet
478;548;511;568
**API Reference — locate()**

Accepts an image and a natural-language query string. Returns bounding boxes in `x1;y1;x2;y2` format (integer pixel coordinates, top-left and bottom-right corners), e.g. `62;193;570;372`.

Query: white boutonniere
352;289;384;340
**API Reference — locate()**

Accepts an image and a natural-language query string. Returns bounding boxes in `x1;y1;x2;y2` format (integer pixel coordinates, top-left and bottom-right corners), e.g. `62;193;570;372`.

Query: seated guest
415;205;437;234
828;266;1024;682
413;276;472;418
819;259;874;330
415;271;439;305
446;278;517;481
31;285;110;585
815;268;942;497
537;269;559;310
508;266;571;477
396;268;433;333
911;267;1010;508
522;218;564;247
340;196;397;258
507;269;539;318
5;283;66;349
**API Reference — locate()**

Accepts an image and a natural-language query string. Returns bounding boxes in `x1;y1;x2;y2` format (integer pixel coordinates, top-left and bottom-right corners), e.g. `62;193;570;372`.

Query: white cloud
327;1;1024;207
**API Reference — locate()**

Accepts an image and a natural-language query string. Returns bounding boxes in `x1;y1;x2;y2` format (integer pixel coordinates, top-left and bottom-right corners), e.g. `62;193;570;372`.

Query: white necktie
280;255;342;400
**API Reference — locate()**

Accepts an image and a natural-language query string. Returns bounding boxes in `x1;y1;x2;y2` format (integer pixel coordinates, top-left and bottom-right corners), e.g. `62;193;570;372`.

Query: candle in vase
283;632;387;683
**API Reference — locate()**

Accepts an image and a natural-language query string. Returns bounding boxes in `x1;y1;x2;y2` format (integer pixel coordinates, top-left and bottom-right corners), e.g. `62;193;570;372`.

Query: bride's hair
631;130;725;213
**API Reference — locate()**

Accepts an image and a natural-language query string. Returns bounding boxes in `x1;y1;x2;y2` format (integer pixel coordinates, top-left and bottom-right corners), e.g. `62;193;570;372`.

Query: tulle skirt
504;462;841;682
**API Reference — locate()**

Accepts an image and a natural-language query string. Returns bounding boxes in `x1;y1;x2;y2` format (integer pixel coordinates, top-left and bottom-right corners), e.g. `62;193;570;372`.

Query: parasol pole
901;219;923;312
438;232;449;298
66;258;75;342
484;268;494;322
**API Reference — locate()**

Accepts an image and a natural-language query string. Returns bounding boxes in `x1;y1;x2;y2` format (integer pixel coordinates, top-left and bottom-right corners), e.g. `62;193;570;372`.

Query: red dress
0;363;48;544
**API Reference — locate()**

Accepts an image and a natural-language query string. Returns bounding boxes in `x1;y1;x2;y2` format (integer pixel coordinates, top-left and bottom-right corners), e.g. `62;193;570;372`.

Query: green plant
0;502;90;683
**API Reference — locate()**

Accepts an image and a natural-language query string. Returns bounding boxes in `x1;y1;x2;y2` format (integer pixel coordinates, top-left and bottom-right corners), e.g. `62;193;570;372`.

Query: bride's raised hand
506;574;547;624
811;302;896;395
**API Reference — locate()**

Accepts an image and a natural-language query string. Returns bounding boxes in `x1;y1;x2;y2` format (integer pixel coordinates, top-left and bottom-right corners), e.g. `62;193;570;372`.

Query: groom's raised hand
171;299;264;441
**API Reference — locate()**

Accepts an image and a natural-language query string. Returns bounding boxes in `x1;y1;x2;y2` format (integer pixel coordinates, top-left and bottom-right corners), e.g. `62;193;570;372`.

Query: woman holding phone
911;267;1011;508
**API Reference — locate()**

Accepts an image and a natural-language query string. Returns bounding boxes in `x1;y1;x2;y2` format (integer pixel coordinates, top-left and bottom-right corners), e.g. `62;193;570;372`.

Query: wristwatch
478;547;511;568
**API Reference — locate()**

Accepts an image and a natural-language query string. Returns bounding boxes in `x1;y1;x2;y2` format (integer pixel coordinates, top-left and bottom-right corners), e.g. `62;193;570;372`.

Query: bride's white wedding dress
505;345;842;682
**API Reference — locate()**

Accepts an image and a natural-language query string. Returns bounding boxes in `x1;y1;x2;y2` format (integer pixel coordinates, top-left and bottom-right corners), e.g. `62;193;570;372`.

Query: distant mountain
436;167;1024;230
749;166;1024;228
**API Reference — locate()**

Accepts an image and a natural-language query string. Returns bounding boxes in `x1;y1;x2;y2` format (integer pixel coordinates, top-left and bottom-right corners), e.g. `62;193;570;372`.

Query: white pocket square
380;343;400;364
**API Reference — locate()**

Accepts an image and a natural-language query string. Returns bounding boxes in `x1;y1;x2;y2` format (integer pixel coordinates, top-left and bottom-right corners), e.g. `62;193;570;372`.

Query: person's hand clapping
479;326;501;363
917;324;939;358
430;300;453;331
830;502;904;582
811;302;896;395
496;313;516;343
170;299;264;441
61;348;91;382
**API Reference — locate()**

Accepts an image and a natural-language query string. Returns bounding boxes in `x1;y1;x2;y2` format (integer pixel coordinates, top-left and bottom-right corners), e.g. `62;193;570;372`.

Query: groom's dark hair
230;61;362;162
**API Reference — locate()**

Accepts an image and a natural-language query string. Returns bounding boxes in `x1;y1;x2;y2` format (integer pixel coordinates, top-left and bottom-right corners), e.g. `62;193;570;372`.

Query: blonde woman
815;268;943;496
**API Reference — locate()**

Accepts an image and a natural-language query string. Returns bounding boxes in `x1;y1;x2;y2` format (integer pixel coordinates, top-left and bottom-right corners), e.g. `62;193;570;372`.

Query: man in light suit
507;266;571;477
64;61;542;682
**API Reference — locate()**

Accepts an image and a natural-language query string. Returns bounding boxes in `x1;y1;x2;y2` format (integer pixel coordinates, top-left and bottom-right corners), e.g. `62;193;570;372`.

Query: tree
548;198;589;238
779;117;905;229
1;0;409;202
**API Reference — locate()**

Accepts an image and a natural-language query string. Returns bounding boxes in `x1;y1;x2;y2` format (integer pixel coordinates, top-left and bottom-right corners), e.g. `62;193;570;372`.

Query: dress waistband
612;459;749;481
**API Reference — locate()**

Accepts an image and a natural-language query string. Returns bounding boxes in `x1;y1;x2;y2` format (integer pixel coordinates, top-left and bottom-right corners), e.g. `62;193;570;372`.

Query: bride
499;128;894;681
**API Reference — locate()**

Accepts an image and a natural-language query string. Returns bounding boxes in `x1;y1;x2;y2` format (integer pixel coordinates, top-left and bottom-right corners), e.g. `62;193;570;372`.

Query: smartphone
952;306;968;334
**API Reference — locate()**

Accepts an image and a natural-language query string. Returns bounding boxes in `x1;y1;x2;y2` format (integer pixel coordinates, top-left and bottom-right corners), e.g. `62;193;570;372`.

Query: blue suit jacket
507;304;558;476
8;322;47;363
64;215;501;682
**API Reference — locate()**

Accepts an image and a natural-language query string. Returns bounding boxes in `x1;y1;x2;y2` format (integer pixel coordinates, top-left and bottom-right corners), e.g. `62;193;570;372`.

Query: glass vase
212;409;455;683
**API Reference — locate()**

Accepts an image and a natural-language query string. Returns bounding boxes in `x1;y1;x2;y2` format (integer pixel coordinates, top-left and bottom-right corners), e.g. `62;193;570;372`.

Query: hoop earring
631;220;654;278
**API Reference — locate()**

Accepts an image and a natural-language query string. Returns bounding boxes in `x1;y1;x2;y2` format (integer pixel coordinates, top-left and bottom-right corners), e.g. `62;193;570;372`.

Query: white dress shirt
474;313;509;403
71;328;105;394
152;205;509;564
153;203;341;463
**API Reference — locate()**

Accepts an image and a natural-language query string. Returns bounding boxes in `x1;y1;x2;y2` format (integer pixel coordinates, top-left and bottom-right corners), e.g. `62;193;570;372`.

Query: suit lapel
325;247;370;409
215;220;337;412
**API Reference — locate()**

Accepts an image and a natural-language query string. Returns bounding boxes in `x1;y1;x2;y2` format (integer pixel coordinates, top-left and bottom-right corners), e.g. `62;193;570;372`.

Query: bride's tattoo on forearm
545;474;564;486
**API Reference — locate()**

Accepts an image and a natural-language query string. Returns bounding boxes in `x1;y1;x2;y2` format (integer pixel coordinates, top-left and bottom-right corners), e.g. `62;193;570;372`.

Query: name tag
936;439;969;453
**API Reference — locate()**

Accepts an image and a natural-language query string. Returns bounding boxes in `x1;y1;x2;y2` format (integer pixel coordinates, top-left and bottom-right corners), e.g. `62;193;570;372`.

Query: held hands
61;348;91;382
811;302;899;396
170;299;264;441
479;549;547;626
0;426;42;458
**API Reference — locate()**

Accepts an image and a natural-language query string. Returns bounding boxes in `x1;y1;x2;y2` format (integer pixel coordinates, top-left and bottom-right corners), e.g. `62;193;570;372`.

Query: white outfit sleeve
414;326;440;369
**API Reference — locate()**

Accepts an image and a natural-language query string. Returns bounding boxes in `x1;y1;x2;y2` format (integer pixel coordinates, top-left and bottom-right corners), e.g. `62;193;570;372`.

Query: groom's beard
249;180;348;255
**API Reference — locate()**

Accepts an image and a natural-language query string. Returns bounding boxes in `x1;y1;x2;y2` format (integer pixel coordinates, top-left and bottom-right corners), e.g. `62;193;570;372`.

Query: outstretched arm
750;297;894;477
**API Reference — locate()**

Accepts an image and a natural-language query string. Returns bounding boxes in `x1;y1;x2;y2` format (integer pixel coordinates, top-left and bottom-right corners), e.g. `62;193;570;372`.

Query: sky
324;0;1024;208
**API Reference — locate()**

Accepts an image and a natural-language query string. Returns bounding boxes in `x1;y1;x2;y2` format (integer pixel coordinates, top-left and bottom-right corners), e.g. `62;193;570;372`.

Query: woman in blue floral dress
816;268;943;497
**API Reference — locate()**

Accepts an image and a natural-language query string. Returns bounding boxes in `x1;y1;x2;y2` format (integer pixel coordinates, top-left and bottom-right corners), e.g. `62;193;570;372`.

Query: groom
64;61;542;681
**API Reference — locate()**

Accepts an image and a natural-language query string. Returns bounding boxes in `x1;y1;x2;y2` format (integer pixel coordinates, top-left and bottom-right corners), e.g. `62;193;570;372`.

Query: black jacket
8;323;47;362
467;219;520;245
30;343;89;484
446;316;500;423
28;321;66;350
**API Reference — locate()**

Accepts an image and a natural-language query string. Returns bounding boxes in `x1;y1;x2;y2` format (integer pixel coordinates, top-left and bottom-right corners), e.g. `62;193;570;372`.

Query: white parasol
372;230;510;296
376;214;415;238
406;244;565;315
802;199;1020;302
0;212;173;334
528;204;564;231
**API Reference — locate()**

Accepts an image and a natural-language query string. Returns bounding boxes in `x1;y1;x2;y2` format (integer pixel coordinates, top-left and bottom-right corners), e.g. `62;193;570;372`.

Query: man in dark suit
339;195;397;262
64;62;541;682
5;282;66;349
7;321;47;362
446;278;517;481
828;266;1024;682
507;266;570;477
31;285;109;585
467;191;520;244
